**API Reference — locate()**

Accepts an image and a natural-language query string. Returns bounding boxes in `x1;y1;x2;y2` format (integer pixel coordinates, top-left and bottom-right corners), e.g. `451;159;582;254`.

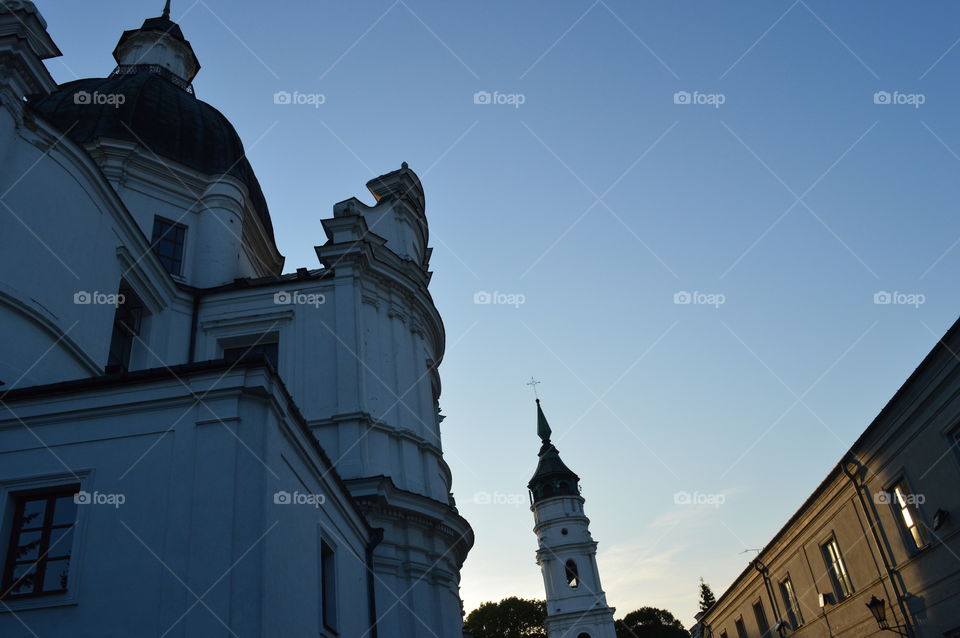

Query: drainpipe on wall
840;454;915;638
752;559;783;631
366;528;385;638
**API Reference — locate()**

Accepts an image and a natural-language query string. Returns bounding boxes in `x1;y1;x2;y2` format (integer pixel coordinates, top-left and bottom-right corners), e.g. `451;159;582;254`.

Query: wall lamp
865;596;907;636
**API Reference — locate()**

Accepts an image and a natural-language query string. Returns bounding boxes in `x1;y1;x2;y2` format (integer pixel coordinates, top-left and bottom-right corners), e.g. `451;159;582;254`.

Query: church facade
0;2;472;636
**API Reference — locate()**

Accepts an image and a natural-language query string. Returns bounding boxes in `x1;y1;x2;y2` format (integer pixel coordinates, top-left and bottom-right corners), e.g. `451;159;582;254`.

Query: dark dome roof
29;71;274;240
528;442;580;503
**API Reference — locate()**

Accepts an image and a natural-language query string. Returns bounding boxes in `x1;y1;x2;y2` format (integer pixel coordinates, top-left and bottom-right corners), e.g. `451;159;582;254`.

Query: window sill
0;591;78;613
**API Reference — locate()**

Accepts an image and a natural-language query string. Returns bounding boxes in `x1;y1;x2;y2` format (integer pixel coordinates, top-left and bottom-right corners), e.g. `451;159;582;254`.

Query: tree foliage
616;606;690;638
464;597;547;638
464;598;690;638
698;577;717;613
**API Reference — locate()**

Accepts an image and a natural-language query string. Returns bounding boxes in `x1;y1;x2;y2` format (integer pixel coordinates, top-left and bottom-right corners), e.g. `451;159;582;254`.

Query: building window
107;285;144;374
888;478;925;550
565;559;579;588
753;601;770;638
779;576;803;628
220;332;280;369
735;617;748;638
150;216;186;276
320;540;337;632
223;342;279;368
720;631;728;638
2;486;79;599
821;537;853;600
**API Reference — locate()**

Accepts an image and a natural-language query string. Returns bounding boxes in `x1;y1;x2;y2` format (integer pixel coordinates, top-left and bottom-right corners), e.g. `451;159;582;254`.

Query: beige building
700;318;960;638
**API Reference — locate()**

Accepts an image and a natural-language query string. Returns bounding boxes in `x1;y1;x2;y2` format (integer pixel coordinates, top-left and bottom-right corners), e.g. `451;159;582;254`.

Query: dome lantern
112;1;200;87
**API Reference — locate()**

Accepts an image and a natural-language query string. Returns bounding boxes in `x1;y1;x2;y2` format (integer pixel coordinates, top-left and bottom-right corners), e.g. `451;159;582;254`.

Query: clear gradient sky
38;0;960;625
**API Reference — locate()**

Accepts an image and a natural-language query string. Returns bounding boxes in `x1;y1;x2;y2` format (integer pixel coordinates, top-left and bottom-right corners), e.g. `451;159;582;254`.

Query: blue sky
40;0;960;624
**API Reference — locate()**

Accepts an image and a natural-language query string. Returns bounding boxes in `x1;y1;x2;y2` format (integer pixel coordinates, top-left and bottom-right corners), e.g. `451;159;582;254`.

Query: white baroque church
0;2;472;636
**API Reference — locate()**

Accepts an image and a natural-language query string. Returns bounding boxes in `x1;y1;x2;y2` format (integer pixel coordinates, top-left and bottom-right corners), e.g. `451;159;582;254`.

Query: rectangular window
779;577;803;629
320;540;337;632
889;478;925;550
150;216;186;276
107;285;144;374
735;618;748;638
753;601;770;638
223;342;279;368
821;537;853;600
2;486;79;599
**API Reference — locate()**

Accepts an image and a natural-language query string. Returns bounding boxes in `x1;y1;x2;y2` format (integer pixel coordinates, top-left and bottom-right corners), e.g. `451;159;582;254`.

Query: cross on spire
526;376;541;400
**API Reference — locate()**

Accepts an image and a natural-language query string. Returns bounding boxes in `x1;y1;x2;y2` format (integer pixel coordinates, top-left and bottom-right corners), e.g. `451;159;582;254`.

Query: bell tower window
565;559;579;588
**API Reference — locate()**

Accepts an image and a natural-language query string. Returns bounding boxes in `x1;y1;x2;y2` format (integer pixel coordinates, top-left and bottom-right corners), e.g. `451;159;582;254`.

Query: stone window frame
0;470;93;613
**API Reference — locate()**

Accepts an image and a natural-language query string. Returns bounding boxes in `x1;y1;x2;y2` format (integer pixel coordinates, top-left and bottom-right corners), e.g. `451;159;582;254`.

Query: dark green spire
536;398;552;443
162;0;171;18
528;400;580;504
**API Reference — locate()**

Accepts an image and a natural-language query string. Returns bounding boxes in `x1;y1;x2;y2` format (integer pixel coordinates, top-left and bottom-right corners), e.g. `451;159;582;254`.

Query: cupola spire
536;399;552;444
528;399;579;503
161;0;171;19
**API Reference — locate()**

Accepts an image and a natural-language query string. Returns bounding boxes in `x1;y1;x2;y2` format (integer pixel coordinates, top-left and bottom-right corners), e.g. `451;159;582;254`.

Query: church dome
29;70;274;240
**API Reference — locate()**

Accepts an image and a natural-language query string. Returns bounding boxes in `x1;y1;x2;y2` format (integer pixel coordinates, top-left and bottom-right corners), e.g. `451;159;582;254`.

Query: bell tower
529;399;618;638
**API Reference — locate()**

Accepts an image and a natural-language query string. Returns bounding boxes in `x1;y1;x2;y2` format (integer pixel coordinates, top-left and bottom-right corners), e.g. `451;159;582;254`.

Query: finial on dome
401;161;408;169
161;0;171;18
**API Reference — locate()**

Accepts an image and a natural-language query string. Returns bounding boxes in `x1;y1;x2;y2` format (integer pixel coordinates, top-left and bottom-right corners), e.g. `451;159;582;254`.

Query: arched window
577;633;592;638
565;559;579;588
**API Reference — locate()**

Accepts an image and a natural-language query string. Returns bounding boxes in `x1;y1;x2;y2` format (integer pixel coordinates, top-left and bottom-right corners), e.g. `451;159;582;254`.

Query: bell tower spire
528;399;617;638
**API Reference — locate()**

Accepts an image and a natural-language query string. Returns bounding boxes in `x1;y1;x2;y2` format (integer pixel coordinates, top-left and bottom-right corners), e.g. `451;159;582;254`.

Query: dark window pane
13;531;43;561
7;564;37;596
224;342;279;368
51;496;77;527
150;217;187;276
41;559;69;592
48;528;74;559
18;499;46;531
107;286;145;373
321;541;337;630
